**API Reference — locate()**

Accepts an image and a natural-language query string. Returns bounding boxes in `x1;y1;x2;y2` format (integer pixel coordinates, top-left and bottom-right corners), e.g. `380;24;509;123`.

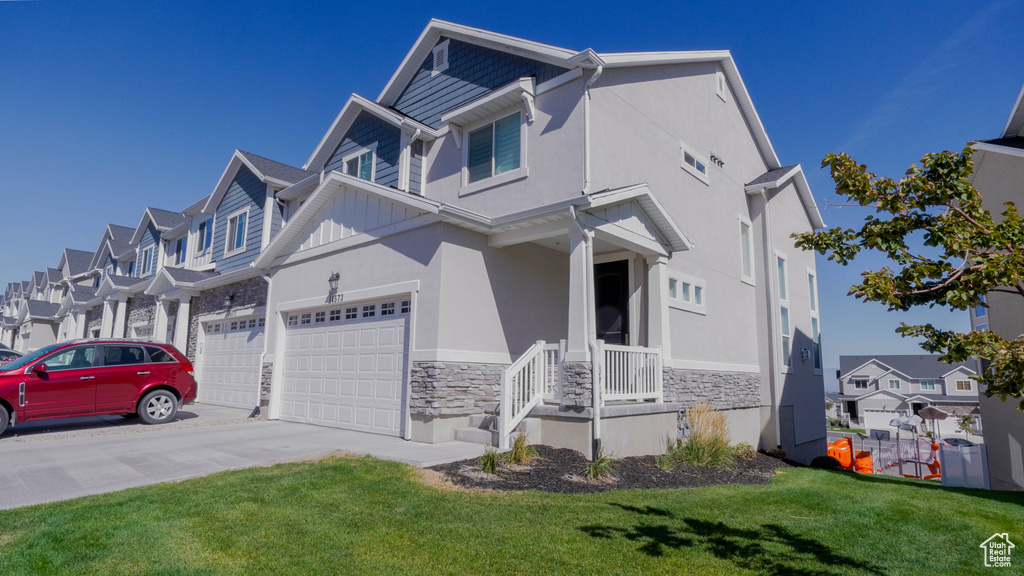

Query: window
226;210;248;254
956;380;972;391
174;237;188;265
432;39;450;75
42;346;95;371
230;321;238;330
920;380;936;391
808;272;821;371
344;149;375;181
401;300;411;314
248;319;257;329
680;141;709;184
777;253;790;367
739;217;754;283
145;347;175;363
213;323;222;333
258;318;265;328
669;274;706;314
196;219;213;254
853;379;869;389
314;311;326;323
668;278;678;299
127;261;136;277
976;295;987;318
363;305;376;318
102;346;145;366
467;112;521;184
287;315;297;327
888;379;900;389
140;246;154;276
329;309;341;322
977;323;988;332
381;302;395;316
345;307;357;320
300;313;311;325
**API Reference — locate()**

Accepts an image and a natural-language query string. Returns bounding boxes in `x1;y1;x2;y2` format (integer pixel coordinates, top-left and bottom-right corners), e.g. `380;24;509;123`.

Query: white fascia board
587;185;693;251
744;165;825;230
441;77;536;126
190;266;259;291
743;165;802;192
143;268;175;296
304;95;441;173
128;211;157;247
973;141;1024;159
277;173;320;202
377;19;577;108
941;365;976;378
1001;82;1024;138
182;193;210;217
841;358;894;379
857;388;908;402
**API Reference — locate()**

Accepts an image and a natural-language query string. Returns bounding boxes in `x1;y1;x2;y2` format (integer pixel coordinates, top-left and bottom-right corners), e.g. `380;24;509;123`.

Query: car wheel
0;405;8;437
138;390;178;425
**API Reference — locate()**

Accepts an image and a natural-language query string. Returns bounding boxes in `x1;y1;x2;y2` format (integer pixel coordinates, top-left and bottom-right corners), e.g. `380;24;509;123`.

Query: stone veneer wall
85;306;102;334
662;368;761;410
185;277;267;360
560;362;593;409
260;362;273;407
409;362;504;416
942;403;980;418
125;294;157;334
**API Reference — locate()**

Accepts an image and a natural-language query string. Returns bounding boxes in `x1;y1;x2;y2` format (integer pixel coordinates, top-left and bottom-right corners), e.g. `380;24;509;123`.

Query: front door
595;260;630;345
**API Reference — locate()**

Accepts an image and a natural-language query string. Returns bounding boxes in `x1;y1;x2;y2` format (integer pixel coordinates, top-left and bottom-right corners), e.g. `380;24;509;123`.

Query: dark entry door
595;260;629;345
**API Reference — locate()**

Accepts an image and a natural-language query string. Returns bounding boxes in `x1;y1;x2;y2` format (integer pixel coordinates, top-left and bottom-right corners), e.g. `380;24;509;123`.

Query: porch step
469;414;495;429
455;426;499;446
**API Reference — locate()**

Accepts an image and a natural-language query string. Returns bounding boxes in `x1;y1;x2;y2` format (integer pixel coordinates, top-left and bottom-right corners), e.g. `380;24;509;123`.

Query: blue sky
2;1;1022;382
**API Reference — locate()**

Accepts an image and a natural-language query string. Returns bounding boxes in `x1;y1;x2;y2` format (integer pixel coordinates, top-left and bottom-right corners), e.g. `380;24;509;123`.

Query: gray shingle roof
980;137;1024;151
164;268;218;284
106;274;143;290
108;225;136;257
31;270;45;287
25;300;60;319
238;150;313;185
148;208;187;230
64;248;96;276
46;268;63;283
839;355;972;380
746;165;799;187
69;286;97;303
909;393;979;404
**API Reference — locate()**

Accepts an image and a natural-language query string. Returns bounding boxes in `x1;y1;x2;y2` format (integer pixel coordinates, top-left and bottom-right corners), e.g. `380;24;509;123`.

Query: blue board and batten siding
324;112;402;189
393;38;569;129
409;140;423;195
139;223;160;278
212;165;266;274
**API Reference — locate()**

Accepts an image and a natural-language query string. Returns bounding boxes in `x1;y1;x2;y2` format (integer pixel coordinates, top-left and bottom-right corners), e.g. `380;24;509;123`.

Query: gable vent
432;40;450;75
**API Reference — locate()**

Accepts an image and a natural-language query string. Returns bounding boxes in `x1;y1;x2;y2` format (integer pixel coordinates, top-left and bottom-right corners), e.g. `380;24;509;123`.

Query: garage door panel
198;320;264;409
279;304;408;436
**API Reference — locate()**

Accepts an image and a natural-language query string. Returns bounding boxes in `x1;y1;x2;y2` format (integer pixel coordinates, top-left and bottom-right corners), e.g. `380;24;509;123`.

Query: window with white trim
432;39;450;75
975;295;987;318
777;253;790;367
174;237;188;265
300;313;311;325
920;380;936;391
381;302;395;316
344;148;375;182
314;311;325;323
196;218;213;255
345;307;357;320
853;379;869;389
226;210;248;254
127;260;136;278
888;379;900;389
287;315;297;327
466;111;522;185
140;246;154;277
362;305;376;318
401;300;411;314
329;309;341;322
668;274;706;314
956;380;972;391
977;323;988;332
739;216;754;284
808;272;821;371
680;140;709;184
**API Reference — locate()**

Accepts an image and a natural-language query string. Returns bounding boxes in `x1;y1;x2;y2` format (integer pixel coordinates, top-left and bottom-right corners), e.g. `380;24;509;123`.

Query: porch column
153;298;170;343
647;256;672;361
565;225;592;362
79;310;90;339
111;295;128;339
100;299;115;338
67;309;79;341
174;294;192;353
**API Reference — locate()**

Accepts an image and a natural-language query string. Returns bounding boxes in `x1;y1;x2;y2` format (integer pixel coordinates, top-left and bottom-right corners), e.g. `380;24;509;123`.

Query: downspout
254;269;273;418
582;65;603;196
755;189;782;449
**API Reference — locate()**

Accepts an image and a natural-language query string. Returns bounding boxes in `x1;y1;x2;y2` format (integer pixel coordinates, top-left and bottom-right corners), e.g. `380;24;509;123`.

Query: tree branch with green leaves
793;146;1024;409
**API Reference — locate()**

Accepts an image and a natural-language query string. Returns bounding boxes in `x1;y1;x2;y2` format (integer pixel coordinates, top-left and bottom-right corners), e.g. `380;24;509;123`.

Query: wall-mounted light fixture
328;272;340;291
223;294;234;308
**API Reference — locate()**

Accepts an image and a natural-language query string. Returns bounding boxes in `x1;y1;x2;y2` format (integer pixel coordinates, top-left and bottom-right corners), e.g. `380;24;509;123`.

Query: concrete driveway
0;403;486;510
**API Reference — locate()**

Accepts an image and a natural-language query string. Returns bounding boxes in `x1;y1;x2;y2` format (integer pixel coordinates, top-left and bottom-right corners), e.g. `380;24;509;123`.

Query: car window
103;346;146;366
144;346;176;363
42;346;96;372
0;343;60;373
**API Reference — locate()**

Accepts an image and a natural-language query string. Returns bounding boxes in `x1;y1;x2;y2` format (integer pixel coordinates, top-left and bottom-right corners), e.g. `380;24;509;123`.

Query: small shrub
479;446;500;474
810;455;842;470
827;417;842;428
732;442;756;461
669;401;735;468
765;447;787;460
584;447;616;479
504;431;537;465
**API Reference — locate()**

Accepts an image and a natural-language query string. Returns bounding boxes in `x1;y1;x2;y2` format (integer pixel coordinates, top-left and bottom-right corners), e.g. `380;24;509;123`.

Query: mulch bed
428;445;793;494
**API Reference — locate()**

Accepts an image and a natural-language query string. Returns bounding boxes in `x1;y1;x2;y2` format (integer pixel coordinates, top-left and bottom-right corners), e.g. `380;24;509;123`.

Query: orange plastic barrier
827;437;853;470
853;450;873;474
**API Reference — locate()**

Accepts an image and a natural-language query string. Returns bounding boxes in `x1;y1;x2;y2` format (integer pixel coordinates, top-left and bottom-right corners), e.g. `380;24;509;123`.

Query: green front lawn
828;427;868;434
0;456;1020;575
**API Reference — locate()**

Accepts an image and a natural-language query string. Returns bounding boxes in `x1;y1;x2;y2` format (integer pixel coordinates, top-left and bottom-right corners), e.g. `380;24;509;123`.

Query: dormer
129;208;186;279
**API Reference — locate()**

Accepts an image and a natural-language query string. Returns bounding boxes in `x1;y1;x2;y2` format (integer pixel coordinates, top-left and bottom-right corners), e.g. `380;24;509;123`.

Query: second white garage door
198;316;265;408
279;300;409;436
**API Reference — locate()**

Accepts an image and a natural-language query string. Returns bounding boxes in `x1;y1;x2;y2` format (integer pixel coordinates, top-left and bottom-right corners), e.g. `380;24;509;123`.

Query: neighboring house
239;20;826;461
837;355;979;431
825;392;842;421
969;80;1024;491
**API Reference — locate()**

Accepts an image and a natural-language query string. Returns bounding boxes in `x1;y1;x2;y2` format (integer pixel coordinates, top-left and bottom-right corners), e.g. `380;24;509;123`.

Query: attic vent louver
432;40;450;75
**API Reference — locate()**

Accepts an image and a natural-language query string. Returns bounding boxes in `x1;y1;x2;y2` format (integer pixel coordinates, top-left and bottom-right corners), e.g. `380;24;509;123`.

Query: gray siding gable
212;165;266;273
393;38;570;128
324;112;402;189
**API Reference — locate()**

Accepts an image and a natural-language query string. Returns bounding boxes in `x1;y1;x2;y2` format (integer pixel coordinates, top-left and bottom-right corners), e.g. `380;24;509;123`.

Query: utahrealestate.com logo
980;533;1015;568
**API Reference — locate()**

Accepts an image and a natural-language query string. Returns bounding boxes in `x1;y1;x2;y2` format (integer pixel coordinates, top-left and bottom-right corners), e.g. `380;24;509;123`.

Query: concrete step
468;414;496;429
454;426;498;446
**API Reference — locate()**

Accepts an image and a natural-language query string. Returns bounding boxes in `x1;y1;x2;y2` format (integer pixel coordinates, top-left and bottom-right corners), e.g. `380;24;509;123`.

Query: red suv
0;339;197;436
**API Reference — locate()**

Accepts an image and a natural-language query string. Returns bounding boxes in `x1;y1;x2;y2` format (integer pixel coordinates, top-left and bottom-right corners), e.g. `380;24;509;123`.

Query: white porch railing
499;340;559;449
598;341;663;404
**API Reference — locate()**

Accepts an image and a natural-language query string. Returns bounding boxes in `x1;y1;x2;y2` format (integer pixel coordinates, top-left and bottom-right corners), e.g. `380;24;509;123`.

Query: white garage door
279;299;409;436
198;316;265;408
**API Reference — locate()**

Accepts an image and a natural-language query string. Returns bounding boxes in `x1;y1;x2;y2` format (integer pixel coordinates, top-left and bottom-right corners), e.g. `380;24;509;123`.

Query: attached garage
278;298;409;436
197;316;265;408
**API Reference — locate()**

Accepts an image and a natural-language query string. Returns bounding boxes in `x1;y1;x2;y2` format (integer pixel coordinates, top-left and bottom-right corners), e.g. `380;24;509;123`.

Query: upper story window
920;380;937;391
127;260;136;277
196;218;213;255
140;246;154;276
976;295;987;318
174;237;187;265
344;149;375;181
467;112;521;184
680;140;709;184
669;273;706;315
956;380;972;391
226;209;248;255
739;216;754;284
853;379;869;389
776;252;790;367
808;272;821;372
888;379;900;389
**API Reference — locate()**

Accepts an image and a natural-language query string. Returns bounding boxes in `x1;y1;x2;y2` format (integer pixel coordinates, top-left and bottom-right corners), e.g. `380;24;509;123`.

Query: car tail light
180;360;195;376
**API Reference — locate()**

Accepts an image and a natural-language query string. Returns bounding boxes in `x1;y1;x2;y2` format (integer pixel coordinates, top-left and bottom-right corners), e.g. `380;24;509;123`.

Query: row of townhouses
0;20;826;461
